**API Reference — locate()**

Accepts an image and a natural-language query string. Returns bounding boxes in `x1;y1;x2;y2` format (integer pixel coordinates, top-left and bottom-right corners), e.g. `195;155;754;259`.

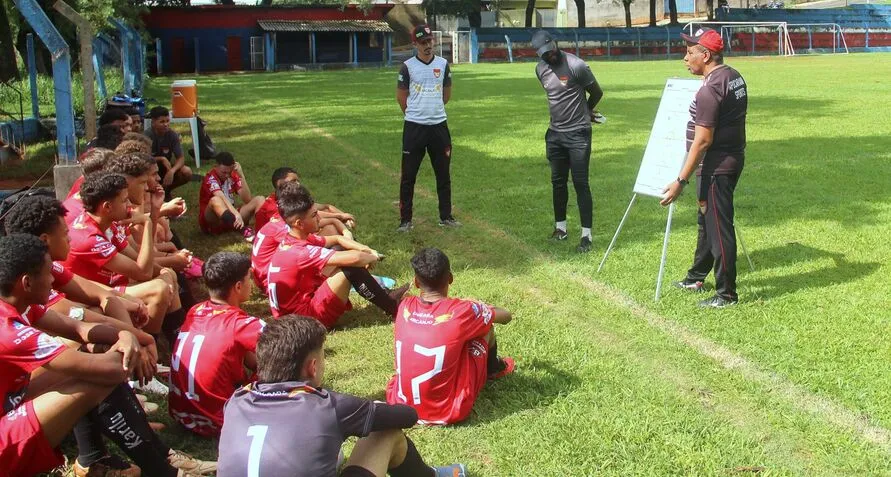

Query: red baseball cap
680;28;724;52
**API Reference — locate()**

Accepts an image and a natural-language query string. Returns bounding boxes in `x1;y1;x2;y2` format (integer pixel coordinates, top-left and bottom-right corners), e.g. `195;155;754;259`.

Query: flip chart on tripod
632;78;701;198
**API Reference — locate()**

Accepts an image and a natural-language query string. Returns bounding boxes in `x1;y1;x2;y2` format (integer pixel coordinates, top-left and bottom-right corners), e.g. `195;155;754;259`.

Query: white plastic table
143;115;201;168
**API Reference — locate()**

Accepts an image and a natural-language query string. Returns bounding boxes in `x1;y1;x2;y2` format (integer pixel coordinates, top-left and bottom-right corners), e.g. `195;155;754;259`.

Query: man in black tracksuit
661;28;748;308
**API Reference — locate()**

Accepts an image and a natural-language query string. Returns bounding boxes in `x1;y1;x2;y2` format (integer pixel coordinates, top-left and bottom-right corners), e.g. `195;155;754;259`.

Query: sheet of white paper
633;78;701;198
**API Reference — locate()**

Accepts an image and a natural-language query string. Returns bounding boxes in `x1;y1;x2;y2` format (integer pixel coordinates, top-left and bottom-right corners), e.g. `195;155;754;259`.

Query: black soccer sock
341;266;398;316
487;338;504;375
176;271;195;311
162;307;186;349
73;414;107;467
93;384;177;477
169;229;185;250
220;210;236;227
389;436;435;477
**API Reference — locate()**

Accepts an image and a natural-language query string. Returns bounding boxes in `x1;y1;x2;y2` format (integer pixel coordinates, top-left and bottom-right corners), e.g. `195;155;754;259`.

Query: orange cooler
171;80;198;117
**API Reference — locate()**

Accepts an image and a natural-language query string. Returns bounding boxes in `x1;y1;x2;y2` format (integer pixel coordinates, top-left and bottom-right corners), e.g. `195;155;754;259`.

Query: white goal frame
684;21;795;56
452;31;472;64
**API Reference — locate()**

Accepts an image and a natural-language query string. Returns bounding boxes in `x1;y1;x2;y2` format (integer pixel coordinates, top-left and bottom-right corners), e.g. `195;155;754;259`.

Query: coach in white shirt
395;24;459;232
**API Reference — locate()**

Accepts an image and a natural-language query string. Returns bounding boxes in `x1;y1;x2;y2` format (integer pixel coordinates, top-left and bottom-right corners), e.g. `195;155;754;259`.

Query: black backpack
0;187;56;236
188;115;216;161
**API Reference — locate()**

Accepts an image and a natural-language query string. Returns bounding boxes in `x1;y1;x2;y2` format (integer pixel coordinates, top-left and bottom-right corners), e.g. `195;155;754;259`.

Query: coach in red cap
661;27;749;308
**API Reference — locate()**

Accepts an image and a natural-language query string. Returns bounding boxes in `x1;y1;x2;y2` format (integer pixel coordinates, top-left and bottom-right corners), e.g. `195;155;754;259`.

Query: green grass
0;69;124;118
78;53;891;475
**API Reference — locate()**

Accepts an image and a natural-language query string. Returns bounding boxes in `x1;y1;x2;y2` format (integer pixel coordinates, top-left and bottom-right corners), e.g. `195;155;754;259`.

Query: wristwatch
69;307;85;321
677;177;689;186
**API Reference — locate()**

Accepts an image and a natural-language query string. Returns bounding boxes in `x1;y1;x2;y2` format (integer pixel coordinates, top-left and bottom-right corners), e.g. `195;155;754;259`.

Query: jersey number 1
246;425;268;477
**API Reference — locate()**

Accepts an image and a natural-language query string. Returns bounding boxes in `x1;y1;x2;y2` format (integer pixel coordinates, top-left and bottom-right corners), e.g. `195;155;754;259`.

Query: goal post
684;21;795;56
452;31;471;64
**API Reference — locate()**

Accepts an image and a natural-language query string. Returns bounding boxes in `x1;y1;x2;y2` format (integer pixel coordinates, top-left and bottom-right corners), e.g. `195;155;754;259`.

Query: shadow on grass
744;242;881;300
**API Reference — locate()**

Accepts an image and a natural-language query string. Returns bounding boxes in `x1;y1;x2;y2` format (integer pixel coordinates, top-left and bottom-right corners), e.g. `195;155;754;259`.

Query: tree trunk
525;0;537;27
649;0;657;26
574;0;586;27
469;0;482;28
706;0;715;20
668;0;679;24
0;0;20;82
624;2;633;27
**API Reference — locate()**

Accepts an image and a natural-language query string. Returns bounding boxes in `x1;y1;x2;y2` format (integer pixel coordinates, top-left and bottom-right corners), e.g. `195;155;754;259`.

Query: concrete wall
567;0;666;27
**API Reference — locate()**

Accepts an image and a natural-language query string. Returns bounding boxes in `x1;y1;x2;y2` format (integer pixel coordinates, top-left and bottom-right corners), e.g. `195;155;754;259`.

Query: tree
421;0;483;28
0;0;19;82
649;0;657;26
622;0;633;27
525;0;535;27
706;0;714;20
668;0;678;24
574;0;585;27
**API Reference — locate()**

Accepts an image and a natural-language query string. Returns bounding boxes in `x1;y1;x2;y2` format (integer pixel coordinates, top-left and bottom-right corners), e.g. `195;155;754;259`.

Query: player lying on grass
169;252;265;438
387;247;515;425
0;234;215;477
255;166;356;238
266;182;408;328
199;151;265;243
216;314;466;477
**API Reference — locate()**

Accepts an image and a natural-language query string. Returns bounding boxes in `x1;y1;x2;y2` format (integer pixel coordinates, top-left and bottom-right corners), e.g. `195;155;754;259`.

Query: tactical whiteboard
632;78;701;198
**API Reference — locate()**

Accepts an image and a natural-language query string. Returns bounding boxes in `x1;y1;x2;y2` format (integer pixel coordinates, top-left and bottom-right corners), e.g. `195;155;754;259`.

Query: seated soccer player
63;172;183;339
199;151;265;242
386;248;515;425
169;252;265;437
145;106;193;197
91;123;125;152
216;315;466;477
0;234;215;477
3;194;157;380
255;166;356;236
69;146;116;200
100;108;134;133
267;182;408;328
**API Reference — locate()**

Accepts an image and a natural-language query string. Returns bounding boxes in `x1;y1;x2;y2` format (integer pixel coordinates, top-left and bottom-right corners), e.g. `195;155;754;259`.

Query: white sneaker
131;377;169;395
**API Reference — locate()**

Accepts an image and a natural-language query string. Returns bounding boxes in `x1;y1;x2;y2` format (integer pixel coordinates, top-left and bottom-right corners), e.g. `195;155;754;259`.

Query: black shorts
340;466;375;477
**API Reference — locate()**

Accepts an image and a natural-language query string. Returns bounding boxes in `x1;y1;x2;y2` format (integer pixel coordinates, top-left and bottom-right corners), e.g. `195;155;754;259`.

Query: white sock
581;227;592;239
555;221;567;232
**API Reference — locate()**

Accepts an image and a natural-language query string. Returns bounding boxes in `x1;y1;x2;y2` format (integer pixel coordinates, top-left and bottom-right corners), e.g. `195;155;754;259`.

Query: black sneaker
396;221;413;233
577;236;593;253
673;279;705;292
549;228;568;241
698;295;738;308
439;217;462;228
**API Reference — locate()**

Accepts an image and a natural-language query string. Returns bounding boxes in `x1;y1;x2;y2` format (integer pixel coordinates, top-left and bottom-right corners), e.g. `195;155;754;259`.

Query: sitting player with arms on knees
387;248;515;425
62;173;185;347
255;166;356;238
68;147;116;199
169;252;265;437
3;195;158;383
145;106;193;198
216;315;466;477
251;171;353;295
199;151;265;243
267;182;408;328
0;234;215;477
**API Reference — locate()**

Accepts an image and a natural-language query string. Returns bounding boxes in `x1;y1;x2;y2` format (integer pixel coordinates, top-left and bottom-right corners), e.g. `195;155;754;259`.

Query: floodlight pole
54;0;97;141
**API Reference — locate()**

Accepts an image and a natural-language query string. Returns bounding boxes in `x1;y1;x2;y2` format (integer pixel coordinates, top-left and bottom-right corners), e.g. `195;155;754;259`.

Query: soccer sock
162;307;186;348
169;229;184;250
220;210;236;227
581;227;592;239
341;266;398;316
73;414;107;467
176;271;196;311
487;339;504;375
93;384;178;477
556;220;567;232
389;436;435;477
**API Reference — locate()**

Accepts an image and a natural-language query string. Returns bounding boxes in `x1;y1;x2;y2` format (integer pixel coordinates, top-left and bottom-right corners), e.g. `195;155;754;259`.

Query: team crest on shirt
558;75;569;87
33;333;61;359
433;68;441;78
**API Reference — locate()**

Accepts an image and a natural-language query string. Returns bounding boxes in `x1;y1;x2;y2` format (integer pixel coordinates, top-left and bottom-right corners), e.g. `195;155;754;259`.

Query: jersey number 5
395;341;446;405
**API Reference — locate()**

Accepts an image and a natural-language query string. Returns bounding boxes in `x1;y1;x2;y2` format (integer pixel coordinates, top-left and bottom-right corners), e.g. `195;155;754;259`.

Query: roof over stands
257;19;393;33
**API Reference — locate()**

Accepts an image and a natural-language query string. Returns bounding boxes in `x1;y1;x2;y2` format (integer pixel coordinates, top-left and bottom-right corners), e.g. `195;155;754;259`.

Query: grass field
81;53;891;475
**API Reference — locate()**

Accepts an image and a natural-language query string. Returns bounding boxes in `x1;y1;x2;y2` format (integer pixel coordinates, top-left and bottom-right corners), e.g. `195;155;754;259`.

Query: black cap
531;30;557;57
412;25;434;42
